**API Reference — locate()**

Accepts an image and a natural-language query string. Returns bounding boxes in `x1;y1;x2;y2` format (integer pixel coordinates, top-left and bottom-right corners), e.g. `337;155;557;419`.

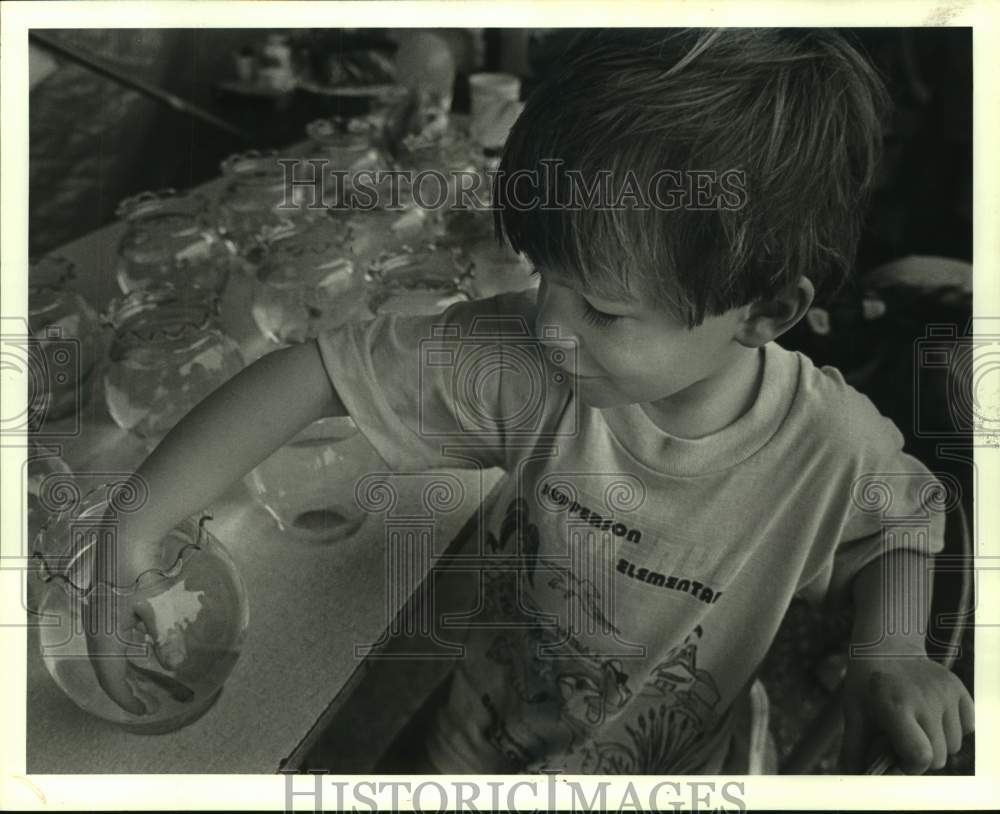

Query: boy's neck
639;345;765;439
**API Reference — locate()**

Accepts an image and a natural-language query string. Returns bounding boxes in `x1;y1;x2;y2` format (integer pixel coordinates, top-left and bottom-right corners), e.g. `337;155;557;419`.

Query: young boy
87;29;973;774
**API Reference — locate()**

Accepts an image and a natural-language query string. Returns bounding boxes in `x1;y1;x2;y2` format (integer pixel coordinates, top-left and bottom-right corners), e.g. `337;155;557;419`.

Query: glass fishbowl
344;200;441;262
245;416;382;544
462;240;536;299
116;190;235;296
366;242;472;317
24;446;73;614
103;288;244;446
306;115;386;174
250;221;370;346
436;209;534;297
28;256;104;422
36;485;249;734
217;150;320;256
307;114;402;210
393;127;488;213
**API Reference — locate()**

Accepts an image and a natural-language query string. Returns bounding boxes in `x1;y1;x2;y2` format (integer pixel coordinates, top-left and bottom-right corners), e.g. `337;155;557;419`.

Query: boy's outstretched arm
840;549;974;773
85;340;345;714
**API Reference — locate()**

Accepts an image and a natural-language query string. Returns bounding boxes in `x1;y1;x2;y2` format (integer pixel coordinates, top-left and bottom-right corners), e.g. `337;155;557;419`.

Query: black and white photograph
2;2;998;811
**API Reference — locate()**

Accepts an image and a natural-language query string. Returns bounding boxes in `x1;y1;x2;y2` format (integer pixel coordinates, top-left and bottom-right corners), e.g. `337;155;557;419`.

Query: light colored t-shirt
316;289;945;774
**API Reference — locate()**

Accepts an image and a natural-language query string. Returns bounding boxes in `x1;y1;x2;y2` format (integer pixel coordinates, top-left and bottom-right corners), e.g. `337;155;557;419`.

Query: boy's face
533;268;757;417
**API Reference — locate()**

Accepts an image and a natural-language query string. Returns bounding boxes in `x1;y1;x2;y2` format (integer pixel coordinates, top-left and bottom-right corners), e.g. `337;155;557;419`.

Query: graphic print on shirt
477;494;637;768
482;496;619;635
538;478;729;605
482;626;636;769
475;494;722;772
487;496;540;583
577;626;724;774
558;657;633;727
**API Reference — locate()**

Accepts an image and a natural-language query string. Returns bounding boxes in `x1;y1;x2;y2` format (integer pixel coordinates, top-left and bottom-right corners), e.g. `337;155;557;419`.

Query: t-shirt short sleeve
314;290;571;473
795;371;948;609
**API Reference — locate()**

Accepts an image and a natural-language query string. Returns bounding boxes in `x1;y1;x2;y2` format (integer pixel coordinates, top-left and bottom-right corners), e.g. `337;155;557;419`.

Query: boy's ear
735;277;815;348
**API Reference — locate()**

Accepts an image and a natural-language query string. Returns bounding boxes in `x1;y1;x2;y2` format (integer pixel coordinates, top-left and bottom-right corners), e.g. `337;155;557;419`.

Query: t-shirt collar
597;343;798;477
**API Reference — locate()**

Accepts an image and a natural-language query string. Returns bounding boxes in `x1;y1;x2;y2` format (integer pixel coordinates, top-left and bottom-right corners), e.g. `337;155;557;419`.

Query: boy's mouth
554;364;601;381
540;346;601;381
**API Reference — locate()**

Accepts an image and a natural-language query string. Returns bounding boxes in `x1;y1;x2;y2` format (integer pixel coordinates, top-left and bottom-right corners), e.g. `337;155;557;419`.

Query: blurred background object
30;28;970;266
29;28;476;254
468;72;522;149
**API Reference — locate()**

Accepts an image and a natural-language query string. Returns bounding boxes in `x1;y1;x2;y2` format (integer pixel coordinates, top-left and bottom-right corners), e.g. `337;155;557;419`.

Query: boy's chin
572;381;633;409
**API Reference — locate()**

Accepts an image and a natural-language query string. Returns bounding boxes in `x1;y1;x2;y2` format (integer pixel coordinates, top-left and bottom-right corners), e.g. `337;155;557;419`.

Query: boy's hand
83;575;189;716
81;513;188;716
75;340;340;715
840;653;974;774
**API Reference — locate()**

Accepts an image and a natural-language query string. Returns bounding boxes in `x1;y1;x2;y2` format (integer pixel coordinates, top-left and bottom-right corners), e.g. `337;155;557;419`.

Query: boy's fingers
83;587;147;716
134;599;187;671
883;714;934;774
839;709;868;774
942;708;964;756
958;688;975;734
865;679;932;773
917;714;949;771
126;672;162;715
91;642;147;715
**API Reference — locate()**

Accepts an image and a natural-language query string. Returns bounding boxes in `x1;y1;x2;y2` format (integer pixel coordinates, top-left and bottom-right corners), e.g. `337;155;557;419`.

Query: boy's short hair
493;28;893;327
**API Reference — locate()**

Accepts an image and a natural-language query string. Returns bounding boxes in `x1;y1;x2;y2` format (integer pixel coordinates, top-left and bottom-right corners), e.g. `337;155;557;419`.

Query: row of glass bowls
25;111;533;735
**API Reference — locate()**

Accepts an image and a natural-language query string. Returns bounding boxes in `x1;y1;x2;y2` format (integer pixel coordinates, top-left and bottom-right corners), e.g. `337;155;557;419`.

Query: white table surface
24;141;504;773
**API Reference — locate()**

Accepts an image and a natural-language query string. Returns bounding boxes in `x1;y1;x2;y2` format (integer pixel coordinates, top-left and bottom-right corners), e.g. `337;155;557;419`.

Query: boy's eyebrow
563;275;639;312
537;265;635;308
582;290;637;313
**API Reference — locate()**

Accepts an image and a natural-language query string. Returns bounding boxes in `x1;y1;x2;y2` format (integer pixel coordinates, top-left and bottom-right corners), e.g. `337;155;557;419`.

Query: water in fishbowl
439;210;537;299
115;191;234;296
246;416;383;544
37;513;249;734
345;204;441;260
103;290;245;448
29;255;106;422
250;223;370;346
105;333;245;447
366;243;472;317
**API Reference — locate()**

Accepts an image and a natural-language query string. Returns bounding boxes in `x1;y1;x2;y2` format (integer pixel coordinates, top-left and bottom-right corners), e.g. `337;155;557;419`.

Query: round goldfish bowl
36;491;249;735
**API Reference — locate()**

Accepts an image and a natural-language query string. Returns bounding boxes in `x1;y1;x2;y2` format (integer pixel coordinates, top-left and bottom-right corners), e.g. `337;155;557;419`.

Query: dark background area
29;28;971;263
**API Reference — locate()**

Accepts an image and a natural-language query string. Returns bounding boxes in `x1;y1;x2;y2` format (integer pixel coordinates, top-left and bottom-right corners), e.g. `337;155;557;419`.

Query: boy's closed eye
579;299;621;329
531;266;627;330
